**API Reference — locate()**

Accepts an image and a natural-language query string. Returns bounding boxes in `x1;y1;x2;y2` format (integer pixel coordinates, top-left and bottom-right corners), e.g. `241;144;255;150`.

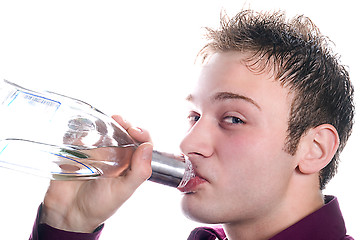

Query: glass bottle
0;80;193;188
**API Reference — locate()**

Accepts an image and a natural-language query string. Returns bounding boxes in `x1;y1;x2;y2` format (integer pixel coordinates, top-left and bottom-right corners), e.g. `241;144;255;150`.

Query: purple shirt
30;195;353;240
29;204;103;240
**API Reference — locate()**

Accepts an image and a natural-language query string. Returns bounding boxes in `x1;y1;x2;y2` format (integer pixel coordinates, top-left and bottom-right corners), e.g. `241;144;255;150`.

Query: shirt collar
269;195;348;240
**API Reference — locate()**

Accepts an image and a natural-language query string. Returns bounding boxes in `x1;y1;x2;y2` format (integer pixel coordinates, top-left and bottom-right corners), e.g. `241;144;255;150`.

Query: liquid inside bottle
0;139;135;180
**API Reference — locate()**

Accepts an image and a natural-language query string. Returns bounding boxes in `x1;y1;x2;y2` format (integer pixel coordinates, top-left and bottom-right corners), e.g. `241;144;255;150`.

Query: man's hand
40;115;153;233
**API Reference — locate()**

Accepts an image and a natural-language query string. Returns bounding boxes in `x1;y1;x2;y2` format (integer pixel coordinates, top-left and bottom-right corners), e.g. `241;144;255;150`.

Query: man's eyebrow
213;92;261;110
185;92;261;110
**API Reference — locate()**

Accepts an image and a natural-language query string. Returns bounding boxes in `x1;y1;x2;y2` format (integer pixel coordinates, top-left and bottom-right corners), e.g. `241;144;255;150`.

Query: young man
30;10;354;239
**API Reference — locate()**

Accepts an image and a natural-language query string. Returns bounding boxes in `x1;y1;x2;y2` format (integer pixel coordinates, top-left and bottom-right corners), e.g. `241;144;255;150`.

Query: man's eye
187;114;200;123
223;116;244;124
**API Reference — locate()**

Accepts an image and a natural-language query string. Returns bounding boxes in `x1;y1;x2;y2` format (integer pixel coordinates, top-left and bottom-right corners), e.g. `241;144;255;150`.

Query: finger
128;126;152;143
112;114;152;143
112;115;132;131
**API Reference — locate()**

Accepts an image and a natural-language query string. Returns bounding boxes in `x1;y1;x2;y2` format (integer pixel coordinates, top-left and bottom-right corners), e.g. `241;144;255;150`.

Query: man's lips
177;174;207;193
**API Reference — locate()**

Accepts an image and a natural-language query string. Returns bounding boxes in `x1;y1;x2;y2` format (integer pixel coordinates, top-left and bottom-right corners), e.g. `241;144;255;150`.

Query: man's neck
224;178;324;240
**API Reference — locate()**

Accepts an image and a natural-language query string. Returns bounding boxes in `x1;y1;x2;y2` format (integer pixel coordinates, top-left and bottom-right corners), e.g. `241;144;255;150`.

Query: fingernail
133;127;143;133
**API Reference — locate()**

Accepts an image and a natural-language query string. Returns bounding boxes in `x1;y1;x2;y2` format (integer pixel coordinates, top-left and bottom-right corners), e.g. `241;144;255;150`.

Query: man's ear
297;124;340;174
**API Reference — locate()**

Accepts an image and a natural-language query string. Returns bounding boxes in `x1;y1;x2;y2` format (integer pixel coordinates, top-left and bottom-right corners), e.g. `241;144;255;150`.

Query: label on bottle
7;90;61;117
0;90;62;141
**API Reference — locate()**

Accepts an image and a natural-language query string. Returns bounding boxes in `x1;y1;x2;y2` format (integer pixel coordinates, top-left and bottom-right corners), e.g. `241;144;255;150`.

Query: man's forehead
190;51;294;109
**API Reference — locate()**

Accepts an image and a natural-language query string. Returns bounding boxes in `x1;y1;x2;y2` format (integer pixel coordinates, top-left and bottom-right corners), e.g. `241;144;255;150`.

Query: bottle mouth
177;156;195;190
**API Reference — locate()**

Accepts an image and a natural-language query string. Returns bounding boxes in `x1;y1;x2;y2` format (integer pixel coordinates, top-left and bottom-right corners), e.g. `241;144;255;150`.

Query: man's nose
180;116;214;158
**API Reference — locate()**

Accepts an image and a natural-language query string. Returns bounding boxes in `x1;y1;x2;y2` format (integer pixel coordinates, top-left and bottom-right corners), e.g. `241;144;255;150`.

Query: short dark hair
198;10;354;190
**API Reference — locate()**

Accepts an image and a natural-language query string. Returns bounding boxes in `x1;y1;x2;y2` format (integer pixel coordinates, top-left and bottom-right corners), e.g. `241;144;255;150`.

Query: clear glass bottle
0;80;193;188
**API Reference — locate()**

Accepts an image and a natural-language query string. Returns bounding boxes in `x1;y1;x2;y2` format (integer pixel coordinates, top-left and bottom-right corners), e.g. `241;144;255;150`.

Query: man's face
180;52;298;225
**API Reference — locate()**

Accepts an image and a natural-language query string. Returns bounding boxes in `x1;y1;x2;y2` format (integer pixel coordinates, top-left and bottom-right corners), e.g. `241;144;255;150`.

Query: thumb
124;142;153;188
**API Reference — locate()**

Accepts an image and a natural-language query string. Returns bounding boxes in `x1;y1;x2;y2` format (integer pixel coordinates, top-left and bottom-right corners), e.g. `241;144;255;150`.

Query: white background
0;0;359;239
